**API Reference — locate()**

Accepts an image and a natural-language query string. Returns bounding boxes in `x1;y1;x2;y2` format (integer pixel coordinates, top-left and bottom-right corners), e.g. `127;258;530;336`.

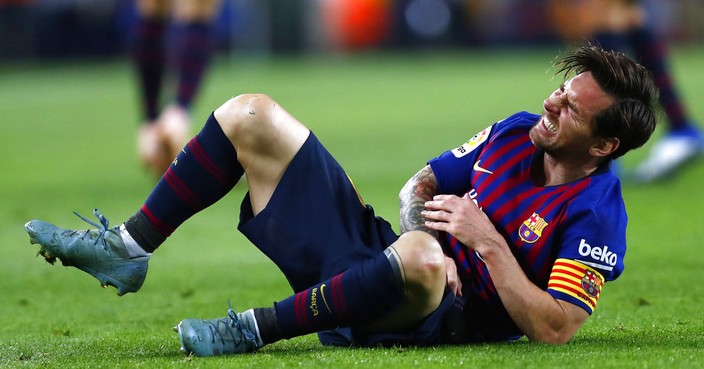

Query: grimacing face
530;71;616;162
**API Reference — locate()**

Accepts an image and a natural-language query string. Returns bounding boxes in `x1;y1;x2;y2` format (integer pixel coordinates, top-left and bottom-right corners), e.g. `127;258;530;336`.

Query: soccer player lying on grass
24;45;657;355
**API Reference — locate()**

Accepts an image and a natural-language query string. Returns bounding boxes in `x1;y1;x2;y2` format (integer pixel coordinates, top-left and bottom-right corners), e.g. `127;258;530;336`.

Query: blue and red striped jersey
428;111;627;340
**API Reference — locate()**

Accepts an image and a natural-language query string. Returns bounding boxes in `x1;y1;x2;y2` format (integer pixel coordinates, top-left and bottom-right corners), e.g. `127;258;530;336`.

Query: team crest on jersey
518;212;549;243
452;126;491;158
581;269;604;298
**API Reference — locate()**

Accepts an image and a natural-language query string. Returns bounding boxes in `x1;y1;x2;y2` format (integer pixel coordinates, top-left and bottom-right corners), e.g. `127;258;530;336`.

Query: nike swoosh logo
320;284;332;313
473;160;493;175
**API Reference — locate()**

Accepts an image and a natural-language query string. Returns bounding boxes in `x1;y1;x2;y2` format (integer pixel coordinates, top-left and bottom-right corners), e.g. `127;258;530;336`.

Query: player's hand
444;256;462;297
422;194;499;252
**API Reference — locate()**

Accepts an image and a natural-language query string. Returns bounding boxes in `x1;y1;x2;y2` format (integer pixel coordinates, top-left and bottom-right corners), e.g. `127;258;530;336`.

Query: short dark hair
555;45;658;160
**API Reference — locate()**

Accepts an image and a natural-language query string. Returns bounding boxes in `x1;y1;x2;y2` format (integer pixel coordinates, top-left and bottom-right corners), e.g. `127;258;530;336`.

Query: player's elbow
526;300;587;344
528;328;575;345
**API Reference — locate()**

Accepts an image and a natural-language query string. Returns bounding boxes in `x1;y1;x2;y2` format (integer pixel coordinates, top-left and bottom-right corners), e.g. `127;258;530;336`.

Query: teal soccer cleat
24;209;150;296
175;304;262;356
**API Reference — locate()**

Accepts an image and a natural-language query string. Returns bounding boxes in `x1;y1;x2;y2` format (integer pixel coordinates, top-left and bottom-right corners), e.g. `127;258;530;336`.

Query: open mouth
542;116;557;133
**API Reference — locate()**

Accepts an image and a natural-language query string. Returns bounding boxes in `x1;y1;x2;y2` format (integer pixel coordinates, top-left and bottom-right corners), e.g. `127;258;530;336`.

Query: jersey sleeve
428;112;537;195
428;125;493;196
547;259;605;314
547;179;627;314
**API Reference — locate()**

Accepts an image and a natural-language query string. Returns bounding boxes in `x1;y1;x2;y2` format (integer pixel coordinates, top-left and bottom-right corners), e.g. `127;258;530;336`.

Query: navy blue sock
125;113;242;251
628;26;689;130
130;16;167;121
169;21;215;110
269;249;405;341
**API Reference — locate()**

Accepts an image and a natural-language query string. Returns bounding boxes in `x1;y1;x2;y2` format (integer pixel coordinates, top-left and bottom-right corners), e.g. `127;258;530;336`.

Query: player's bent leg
365;231;447;332
24;209;151;296
214;93;311;214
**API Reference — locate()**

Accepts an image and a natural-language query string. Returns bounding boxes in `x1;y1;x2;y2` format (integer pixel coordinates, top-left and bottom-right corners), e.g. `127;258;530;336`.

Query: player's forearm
399;165;439;237
477;243;580;344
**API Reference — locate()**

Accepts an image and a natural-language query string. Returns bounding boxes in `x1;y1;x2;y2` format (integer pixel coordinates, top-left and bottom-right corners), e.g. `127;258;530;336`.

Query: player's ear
590;137;620;158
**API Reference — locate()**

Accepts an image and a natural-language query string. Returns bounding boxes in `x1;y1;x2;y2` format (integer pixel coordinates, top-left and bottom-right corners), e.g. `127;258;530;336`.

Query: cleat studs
37;249;57;265
173;325;179;333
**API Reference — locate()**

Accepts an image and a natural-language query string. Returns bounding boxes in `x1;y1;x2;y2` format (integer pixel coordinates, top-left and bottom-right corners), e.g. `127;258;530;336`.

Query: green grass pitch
0;47;702;368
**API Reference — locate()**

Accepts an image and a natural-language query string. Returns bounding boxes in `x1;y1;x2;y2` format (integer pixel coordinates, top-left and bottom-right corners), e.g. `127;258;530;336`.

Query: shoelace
73;208;115;247
208;301;257;348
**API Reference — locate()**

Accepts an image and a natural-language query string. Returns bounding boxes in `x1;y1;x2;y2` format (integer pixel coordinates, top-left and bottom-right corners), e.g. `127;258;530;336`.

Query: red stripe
294;291;309;328
548;282;581;297
516;180;591;266
188;139;229;185
140;205;175;236
550;275;580;287
548;283;596;309
482;130;531;169
553;268;582;281
188;138;230;185
164;168;201;210
475;134;533;206
542;179;590;215
330;274;348;319
554;260;586;274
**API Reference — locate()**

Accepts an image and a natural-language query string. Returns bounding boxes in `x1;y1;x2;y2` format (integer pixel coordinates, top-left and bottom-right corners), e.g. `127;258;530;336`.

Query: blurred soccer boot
632;125;704;182
24;209;150;296
175;305;263;356
137;121;172;177
158;104;191;166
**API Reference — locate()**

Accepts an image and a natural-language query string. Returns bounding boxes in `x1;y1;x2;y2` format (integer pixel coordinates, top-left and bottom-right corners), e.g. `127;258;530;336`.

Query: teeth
544;118;557;132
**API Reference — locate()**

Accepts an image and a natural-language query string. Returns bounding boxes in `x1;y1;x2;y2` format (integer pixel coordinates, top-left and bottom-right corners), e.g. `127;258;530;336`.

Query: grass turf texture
0;47;702;368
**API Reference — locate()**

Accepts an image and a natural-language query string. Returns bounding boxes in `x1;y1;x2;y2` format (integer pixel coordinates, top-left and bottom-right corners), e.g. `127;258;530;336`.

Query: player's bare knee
214;94;277;143
394;232;445;292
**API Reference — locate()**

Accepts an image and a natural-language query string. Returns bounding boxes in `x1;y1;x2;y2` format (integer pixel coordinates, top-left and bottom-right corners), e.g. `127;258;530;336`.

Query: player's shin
263;248;405;342
125;113;243;252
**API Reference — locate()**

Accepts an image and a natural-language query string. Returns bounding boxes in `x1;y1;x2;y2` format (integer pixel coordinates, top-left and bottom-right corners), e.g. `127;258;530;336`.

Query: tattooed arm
399;164;439;238
400;165;463;296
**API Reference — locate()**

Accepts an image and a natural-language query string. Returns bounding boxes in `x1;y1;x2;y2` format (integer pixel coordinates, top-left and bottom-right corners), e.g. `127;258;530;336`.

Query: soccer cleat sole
28;235;148;296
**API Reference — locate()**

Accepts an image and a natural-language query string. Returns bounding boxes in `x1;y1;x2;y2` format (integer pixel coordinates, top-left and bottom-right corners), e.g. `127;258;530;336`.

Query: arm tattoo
399;165;439;238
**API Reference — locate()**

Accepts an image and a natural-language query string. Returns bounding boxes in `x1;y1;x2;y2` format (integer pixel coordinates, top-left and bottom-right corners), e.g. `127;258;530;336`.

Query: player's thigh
215;94;310;215
173;0;222;22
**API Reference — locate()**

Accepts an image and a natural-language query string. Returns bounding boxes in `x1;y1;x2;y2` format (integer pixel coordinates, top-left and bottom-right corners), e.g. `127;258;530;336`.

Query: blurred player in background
548;0;703;182
132;0;222;177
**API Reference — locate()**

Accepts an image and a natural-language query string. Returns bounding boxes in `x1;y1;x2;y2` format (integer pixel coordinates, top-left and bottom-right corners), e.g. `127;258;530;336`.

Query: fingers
421;195;461;232
422;194;472;223
423;194;456;210
445;256;463;297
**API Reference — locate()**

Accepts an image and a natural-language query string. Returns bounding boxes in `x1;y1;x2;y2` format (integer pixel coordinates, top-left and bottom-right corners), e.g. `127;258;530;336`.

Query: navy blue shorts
237;132;465;347
237;132;398;291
